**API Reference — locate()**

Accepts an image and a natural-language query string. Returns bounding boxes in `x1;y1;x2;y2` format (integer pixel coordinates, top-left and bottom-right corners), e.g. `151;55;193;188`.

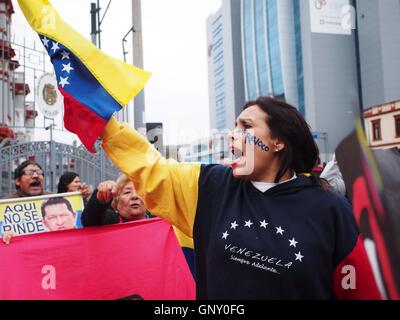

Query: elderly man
2;160;51;199
1;160;52;244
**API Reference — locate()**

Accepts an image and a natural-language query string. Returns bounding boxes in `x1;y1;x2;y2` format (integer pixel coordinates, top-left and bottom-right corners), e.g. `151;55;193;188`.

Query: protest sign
0;192;84;236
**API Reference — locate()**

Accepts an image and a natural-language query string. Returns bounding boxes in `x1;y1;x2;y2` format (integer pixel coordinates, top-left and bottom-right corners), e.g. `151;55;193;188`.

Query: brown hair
14;160;43;190
244;97;319;183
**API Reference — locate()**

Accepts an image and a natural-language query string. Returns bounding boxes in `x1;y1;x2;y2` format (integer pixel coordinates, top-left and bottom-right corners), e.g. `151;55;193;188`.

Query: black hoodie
102;118;381;300
194;165;380;300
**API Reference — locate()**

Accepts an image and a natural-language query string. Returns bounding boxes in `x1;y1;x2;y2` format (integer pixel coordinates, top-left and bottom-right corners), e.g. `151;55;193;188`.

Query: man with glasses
2;160;53;244
1;160;51;199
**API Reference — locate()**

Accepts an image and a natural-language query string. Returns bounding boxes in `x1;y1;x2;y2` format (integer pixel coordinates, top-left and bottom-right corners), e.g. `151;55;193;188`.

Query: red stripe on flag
59;87;107;153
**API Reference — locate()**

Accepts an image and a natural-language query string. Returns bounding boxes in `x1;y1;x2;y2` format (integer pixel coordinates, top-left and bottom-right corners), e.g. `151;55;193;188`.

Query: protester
1;160;51;199
82;175;195;277
100;96;381;300
81;175;150;226
1;160;52;244
57;172;91;202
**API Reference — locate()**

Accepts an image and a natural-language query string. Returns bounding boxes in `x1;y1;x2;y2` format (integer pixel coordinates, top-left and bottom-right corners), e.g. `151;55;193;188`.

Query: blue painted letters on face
234;129;270;152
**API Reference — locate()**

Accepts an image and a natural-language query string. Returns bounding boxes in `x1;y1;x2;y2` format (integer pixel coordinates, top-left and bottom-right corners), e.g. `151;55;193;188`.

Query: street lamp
45;119;56;142
122;26;136;62
45;119;57;191
90;0;113;49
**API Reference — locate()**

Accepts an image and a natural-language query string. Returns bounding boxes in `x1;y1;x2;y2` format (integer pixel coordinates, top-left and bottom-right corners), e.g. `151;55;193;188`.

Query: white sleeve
321;155;346;196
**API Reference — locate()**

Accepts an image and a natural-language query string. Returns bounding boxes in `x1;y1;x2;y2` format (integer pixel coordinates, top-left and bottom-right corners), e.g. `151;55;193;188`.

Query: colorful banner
0;218;196;300
336;122;400;300
0;192;84;237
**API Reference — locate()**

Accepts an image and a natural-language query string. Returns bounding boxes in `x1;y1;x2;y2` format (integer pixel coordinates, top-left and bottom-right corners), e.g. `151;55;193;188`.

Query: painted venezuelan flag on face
18;0;151;153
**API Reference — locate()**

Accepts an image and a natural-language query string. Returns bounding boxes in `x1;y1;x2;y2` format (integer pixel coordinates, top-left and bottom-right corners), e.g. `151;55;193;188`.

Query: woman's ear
272;139;285;153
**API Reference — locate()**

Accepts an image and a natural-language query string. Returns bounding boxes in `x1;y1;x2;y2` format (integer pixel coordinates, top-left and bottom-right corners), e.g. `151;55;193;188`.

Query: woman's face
116;181;147;221
67;176;81;192
229;104;283;181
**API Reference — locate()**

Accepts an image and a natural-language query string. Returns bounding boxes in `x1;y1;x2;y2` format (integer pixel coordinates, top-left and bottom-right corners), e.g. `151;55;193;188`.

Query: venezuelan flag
18;0;151;153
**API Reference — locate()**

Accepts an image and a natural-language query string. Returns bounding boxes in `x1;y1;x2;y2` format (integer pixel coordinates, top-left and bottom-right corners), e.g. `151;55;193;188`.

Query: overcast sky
11;0;221;145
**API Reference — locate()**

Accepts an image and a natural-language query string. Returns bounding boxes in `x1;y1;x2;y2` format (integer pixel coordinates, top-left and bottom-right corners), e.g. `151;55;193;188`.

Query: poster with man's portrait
0;193;84;237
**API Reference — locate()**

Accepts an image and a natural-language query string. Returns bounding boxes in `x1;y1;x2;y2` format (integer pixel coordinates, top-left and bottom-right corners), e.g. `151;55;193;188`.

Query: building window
293;0;305;117
395;116;400;138
243;0;257;100
372;120;381;141
267;0;284;96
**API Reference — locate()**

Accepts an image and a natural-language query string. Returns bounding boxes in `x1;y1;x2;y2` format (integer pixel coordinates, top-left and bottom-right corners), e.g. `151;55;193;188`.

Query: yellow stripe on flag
18;0;151;107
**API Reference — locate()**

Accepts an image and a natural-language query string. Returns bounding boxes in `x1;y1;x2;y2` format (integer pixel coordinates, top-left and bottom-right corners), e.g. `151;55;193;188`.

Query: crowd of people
0;161;196;277
1;163;88;243
0;96;383;300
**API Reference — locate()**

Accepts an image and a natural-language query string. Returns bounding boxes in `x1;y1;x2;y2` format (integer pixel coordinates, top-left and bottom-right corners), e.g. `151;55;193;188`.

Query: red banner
0;218;195;300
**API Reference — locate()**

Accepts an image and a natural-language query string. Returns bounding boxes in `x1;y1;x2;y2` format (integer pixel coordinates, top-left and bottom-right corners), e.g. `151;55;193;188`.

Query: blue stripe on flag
39;35;122;121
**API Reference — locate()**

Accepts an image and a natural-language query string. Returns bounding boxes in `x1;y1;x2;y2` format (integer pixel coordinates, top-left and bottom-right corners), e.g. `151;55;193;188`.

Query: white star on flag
222;231;229;240
276;226;284;235
295;252;304;262
60;51;70;60
289;238;298;248
51;42;60;53
244;220;253;228
62;62;74;74
231;221;238;230
42;37;50;48
260;220;269;229
59;76;70;88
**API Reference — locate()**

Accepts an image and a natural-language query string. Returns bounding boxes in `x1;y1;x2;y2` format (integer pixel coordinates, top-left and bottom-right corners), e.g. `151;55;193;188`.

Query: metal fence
0;140;120;196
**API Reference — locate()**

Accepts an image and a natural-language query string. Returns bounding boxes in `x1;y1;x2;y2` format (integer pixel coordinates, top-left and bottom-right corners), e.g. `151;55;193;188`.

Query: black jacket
81;189;152;227
81;189;126;227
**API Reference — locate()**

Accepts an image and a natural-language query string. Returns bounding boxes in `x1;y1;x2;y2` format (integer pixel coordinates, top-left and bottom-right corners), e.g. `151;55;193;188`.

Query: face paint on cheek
244;132;270;152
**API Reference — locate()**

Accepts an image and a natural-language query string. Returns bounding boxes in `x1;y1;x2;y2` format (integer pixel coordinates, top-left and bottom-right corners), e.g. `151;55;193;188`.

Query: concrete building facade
356;0;400;108
364;100;400;150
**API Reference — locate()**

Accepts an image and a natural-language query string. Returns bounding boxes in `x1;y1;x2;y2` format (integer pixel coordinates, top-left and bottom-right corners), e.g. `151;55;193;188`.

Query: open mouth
29;180;41;188
229;145;245;168
130;204;141;209
233;147;244;159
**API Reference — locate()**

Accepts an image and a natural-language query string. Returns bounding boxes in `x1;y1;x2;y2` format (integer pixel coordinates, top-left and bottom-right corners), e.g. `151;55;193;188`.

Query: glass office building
208;0;360;158
241;0;304;115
